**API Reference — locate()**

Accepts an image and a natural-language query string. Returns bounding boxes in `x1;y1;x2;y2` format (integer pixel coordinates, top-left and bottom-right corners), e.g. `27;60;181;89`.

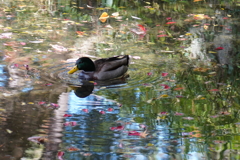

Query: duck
68;55;129;80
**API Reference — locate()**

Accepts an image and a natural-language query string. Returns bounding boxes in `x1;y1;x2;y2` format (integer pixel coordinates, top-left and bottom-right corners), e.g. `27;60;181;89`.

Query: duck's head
68;57;96;74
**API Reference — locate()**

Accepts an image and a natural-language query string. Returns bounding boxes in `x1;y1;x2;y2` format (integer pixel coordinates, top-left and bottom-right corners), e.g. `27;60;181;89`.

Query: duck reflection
70;75;129;98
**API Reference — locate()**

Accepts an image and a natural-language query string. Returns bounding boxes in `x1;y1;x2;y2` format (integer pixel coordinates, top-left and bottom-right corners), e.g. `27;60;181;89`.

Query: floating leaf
139;130;148;138
166;22;176;24
185;33;192;36
28;136;47;144
99;12;109;23
157;34;168;37
57;151;64;160
209;51;217;53
112;12;119;17
166;17;172;20
160;94;169;98
215;47;224;50
50;103;60;108
131;16;141;20
67;147;80;152
76;31;84;35
160;84;170;89
161;72;168;77
128;131;141;136
138;24;146;32
110;125;124;131
38;101;46;105
175;112;184;116
6;129;12;134
183;117;194;120
159;112;168;115
63;114;72;117
193;67;209;72
99;110;105;114
147;72;152;76
63;121;77;126
107;108;113;112
82;109;88;113
139;124;146;129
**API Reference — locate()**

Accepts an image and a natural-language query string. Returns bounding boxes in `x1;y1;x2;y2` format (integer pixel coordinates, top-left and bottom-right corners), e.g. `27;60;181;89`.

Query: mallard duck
68;55;129;80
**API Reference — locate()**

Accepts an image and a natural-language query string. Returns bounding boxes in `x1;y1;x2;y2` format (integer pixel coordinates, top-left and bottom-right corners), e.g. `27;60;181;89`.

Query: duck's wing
95;65;128;80
94;55;129;72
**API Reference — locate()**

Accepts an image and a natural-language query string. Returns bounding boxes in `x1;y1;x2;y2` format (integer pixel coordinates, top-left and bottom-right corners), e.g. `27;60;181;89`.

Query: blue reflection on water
62;91;121;159
0;65;7;87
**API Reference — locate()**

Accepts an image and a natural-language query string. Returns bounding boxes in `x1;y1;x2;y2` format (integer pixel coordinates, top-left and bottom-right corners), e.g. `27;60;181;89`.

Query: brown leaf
140;130;148;138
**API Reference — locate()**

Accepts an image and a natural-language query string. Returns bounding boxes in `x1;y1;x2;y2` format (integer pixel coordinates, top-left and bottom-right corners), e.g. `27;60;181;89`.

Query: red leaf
108;108;113;112
128;131;141;136
57;151;64;160
38;101;46;105
159;111;168;115
63;121;77;126
174;87;184;90
175;112;184;116
166;22;176;24
63;114;72;117
50;103;60;108
160;84;170;89
67;147;79;152
161;72;168;77
110;125;124;131
14;63;19;68
99;110;105;114
82;109;88;113
166;17;172;20
215;47;224;50
147;72;152;76
138;24;146;32
157;34;168;37
70;121;77;126
209;89;219;92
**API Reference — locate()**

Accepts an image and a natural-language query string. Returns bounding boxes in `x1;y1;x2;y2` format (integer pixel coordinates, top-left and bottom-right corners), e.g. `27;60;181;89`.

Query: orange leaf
174;87;184;91
99;12;109;23
76;31;84;35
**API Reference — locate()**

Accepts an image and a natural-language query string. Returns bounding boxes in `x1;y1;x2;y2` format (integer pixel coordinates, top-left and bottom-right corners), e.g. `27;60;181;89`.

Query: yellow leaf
185;33;192;36
6;129;12;134
160;94;168;98
99;12;109;23
96;8;105;10
28;102;34;104
209;51;217;53
147;143;154;146
193;67;209;72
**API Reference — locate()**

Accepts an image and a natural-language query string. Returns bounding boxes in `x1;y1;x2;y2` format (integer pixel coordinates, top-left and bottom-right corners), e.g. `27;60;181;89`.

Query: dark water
1;0;240;160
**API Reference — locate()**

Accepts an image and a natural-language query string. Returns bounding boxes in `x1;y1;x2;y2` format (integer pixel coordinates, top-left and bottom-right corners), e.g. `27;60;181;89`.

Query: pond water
1;0;240;159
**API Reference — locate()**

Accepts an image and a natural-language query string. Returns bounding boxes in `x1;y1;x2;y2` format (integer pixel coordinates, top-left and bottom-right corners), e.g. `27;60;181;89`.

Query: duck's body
68;55;129;80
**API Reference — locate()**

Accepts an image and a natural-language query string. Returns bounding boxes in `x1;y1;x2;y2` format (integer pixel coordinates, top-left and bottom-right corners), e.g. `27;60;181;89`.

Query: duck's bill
68;66;79;74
